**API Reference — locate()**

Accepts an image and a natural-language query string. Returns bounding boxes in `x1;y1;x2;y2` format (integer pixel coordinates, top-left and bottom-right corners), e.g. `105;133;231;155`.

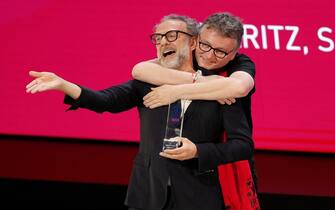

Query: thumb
175;137;185;142
29;70;43;78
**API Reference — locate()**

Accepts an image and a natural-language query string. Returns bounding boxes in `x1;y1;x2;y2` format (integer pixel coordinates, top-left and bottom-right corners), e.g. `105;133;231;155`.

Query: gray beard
160;57;181;69
159;44;190;69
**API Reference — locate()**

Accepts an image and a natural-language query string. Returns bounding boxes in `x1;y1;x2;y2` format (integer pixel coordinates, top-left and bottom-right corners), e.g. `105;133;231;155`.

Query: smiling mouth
162;50;176;57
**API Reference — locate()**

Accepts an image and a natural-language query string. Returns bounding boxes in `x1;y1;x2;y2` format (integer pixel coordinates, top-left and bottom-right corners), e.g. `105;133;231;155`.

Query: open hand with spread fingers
26;71;65;94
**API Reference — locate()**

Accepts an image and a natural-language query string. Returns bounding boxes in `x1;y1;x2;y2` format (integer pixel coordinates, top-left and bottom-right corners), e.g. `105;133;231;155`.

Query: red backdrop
1;0;334;153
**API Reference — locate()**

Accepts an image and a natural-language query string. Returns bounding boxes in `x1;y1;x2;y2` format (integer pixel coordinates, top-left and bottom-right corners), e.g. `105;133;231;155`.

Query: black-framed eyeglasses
150;30;193;45
198;41;235;59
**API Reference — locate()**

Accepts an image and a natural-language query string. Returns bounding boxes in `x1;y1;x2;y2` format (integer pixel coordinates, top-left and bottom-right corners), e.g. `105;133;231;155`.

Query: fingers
26;82;41;93
143;91;155;101
34;84;50;93
143;93;158;104
29;71;43;78
26;83;38;93
159;137;192;160
224;98;236;105
162;146;184;155
143;92;166;109
218;99;226;105
160;150;186;160
218;98;236;105
160;153;179;160
26;82;49;94
26;71;44;93
224;99;232;105
143;95;157;106
144;99;162;109
26;79;39;89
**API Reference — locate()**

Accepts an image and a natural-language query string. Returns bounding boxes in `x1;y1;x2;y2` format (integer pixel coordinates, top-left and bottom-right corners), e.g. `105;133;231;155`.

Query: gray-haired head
200;12;244;48
154;14;199;36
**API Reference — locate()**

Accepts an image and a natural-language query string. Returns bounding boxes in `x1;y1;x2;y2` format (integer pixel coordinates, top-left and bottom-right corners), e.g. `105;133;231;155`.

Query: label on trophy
163;100;184;151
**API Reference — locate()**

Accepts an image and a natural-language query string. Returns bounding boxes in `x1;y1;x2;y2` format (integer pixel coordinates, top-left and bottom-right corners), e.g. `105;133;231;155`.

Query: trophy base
162;138;181;150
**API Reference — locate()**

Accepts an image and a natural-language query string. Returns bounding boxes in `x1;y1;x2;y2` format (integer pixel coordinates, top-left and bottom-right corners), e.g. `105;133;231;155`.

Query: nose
159;36;170;46
203;50;217;62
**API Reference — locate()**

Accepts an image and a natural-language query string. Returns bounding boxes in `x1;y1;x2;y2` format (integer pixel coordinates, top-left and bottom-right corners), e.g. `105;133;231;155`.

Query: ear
228;39;240;60
229;42;240;61
190;36;197;51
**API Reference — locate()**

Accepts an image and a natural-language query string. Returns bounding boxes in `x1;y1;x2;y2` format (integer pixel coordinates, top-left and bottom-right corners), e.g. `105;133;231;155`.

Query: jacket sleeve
64;80;139;113
196;99;254;172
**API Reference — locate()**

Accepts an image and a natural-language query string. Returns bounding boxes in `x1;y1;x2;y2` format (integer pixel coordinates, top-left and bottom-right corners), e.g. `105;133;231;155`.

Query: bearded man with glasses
132;12;259;209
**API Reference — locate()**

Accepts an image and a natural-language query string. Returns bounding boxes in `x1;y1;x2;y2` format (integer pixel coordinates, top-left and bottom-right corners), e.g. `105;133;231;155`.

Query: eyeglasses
150;30;193;45
198;41;235;59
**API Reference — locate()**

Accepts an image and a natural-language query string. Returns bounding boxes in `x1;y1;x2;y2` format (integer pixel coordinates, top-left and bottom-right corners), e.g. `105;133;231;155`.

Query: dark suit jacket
65;79;254;210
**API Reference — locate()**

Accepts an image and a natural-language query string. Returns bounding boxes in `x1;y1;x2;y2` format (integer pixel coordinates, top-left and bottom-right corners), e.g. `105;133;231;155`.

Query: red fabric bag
218;160;260;210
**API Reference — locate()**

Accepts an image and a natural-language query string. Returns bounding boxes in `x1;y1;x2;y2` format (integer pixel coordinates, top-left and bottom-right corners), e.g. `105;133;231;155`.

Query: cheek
197;54;207;66
156;46;161;56
197;51;210;61
195;52;202;62
196;50;219;68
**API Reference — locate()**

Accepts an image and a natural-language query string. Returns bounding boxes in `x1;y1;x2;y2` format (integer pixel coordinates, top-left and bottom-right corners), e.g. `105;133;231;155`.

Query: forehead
199;27;237;49
155;20;187;33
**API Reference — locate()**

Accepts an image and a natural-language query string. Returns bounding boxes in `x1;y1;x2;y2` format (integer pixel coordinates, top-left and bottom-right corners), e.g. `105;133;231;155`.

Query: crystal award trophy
162;100;185;150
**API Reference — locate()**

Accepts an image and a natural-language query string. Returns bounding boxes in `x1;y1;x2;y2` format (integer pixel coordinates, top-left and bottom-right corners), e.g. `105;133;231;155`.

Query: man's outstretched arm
26;71;81;99
26;71;138;113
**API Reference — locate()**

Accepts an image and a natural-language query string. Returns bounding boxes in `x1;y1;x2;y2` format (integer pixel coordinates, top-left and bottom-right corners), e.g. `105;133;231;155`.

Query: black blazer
65;80;254;210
